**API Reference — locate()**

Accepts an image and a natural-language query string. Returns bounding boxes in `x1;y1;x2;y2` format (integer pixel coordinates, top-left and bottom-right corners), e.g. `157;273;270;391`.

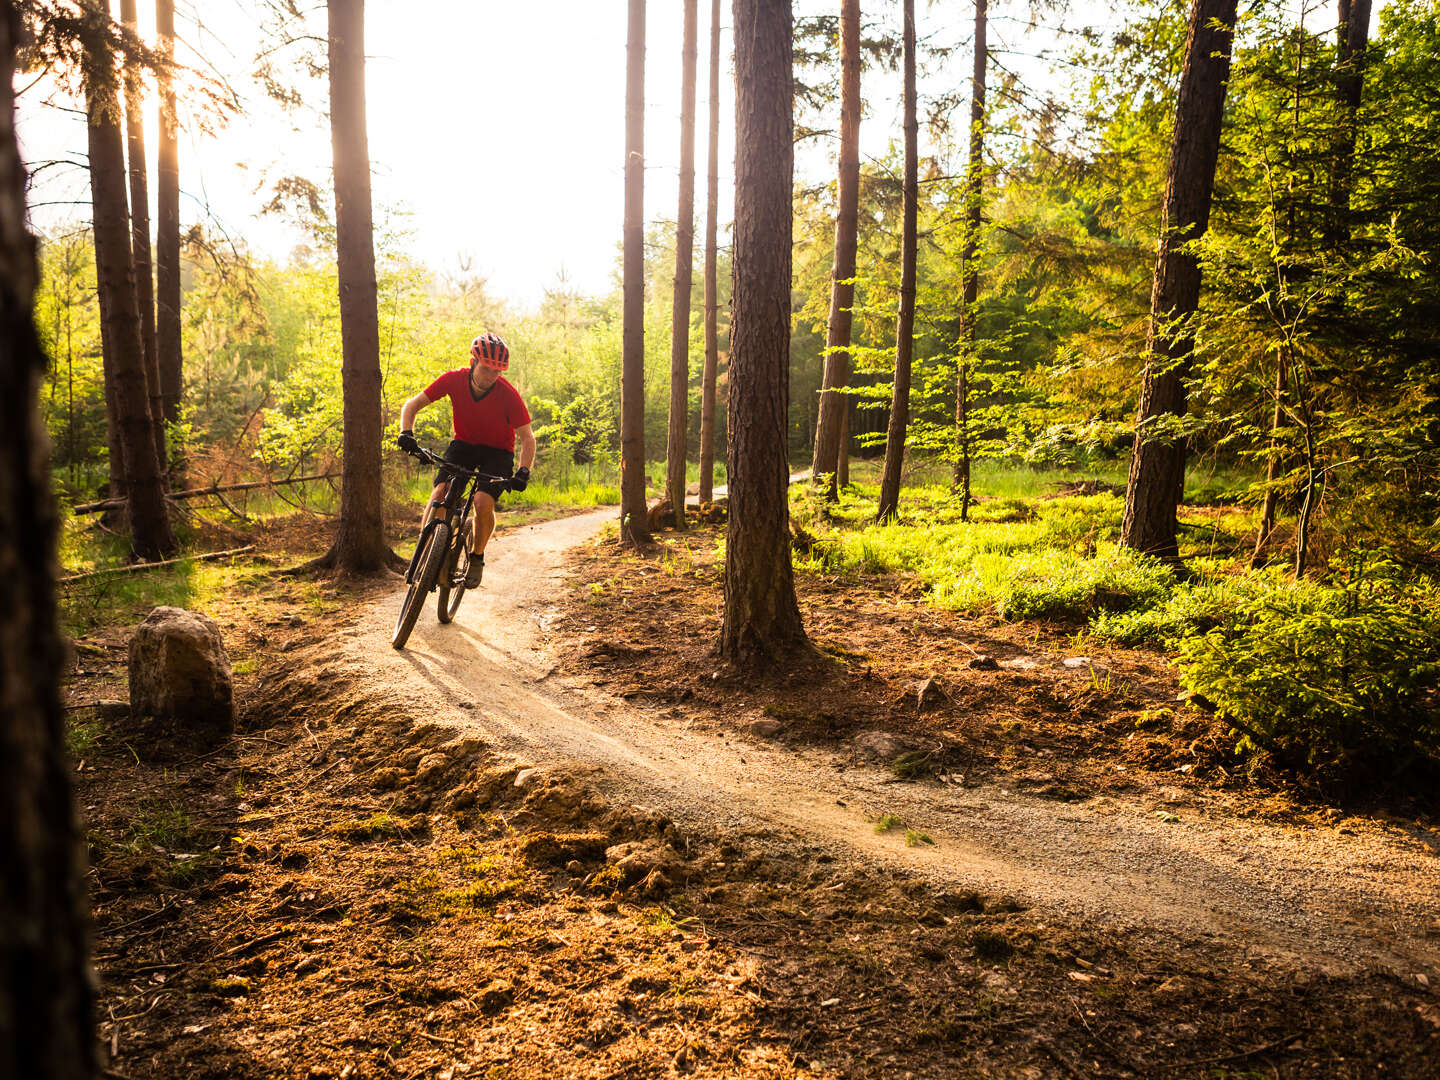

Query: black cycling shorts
434;440;514;503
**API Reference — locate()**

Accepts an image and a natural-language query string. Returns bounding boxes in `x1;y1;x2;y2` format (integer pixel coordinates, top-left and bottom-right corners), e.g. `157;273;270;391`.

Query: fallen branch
59;546;256;585
71;472;339;514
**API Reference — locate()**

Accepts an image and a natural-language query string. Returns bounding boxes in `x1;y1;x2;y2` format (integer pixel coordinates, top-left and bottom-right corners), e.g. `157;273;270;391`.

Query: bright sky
16;1;1122;308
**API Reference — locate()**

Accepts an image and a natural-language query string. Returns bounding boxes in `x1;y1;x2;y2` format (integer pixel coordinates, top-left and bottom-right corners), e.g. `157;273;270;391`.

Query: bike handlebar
400;444;516;489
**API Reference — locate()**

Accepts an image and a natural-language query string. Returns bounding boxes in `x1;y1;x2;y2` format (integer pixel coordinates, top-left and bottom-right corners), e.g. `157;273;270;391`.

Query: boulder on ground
128;606;234;739
852;730;913;761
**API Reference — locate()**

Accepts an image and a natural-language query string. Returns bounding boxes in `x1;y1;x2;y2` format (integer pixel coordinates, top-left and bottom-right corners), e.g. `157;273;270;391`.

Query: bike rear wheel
392;522;450;649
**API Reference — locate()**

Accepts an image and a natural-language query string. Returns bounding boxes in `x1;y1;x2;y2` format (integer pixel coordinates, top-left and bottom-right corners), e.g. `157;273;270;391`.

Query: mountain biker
396;332;536;588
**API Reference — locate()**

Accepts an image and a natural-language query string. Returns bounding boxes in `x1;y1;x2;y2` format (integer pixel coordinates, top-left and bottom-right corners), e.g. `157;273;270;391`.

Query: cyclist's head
470;332;509;373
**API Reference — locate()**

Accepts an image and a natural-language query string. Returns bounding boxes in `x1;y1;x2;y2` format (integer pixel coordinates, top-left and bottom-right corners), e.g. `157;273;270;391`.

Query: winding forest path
352;509;1440;980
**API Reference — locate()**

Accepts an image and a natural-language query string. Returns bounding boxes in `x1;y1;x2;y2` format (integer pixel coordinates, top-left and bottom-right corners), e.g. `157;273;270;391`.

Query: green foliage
1176;568;1440;774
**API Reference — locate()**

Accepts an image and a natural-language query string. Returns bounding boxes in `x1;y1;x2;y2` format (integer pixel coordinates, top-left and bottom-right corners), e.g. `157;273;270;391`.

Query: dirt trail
348;509;1440;980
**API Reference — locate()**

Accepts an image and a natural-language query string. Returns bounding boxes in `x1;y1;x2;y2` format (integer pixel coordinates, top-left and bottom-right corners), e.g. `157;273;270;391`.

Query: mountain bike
392;444;515;650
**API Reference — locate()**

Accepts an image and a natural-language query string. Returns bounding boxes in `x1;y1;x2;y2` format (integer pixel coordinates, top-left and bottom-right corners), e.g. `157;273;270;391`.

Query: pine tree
1120;0;1239;559
721;0;809;665
621;0;652;544
876;0;918;523
809;0;861;501
698;0;722;504
666;0;699;530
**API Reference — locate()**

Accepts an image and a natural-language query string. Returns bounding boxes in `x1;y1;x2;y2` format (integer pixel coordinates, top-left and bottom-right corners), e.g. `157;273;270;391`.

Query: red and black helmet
470;332;509;371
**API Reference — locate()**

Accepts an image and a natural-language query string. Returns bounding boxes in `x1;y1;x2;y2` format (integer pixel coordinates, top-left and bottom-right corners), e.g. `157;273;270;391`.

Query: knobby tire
436;539;468;624
392;522;450;650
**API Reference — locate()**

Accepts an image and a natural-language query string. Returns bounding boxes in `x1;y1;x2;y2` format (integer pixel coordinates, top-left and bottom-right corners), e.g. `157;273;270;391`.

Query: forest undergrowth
60;500;1439;1078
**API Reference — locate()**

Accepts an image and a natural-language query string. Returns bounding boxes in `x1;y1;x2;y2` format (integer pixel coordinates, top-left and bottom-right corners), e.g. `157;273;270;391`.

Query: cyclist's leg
421;480;450;531
473;491;497;557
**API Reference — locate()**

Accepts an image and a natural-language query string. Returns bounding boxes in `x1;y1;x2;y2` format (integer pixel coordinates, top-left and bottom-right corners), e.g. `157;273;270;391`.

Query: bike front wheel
392;522;450;649
436;540;468;624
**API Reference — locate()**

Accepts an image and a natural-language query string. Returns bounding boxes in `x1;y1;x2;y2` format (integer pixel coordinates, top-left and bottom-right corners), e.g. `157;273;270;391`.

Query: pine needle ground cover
64;539;1438;1079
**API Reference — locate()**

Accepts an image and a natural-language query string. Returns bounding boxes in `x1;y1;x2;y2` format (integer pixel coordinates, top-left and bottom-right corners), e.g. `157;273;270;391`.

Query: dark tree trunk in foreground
809;0;861;501
721;0;808;666
666;0;699;530
325;0;392;573
155;0;182;472
1;10;97;1075
621;0;652;544
953;0;987;520
85;12;176;561
1327;0;1372;248
698;0;722;504
1119;0;1238;559
875;0;918;523
120;0;163;474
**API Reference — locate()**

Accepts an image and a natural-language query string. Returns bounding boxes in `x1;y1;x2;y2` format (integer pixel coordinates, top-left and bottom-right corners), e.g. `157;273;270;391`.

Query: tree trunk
1327;0;1372;248
721;0;808;666
666;0;699;530
836;396;849;486
875;0;918;523
698;0;722;504
155;0;182;476
809;0;861;502
621;0;652;544
84;12;176;561
1;10;97;1075
1119;0;1238;560
953;0;986;517
120;0;163;474
327;0;390;573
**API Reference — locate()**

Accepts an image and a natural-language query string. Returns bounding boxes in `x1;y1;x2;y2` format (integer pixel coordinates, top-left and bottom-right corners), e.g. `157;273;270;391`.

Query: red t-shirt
423;369;531;451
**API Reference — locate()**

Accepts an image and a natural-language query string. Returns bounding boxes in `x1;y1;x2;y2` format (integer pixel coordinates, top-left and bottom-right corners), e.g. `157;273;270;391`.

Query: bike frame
401;446;511;586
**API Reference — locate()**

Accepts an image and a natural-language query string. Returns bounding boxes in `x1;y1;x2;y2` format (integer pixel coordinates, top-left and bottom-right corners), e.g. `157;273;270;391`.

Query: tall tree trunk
954;0;987;520
666;0;699;530
84;10;175;561
1;11;97;1076
621;0;652;544
1327;0;1372;248
327;0;390;573
1119;0;1238;559
698;0;722;505
809;0;861;501
836;397;849;486
155;0;182;477
875;0;918;523
120;0;163;474
721;0;808;666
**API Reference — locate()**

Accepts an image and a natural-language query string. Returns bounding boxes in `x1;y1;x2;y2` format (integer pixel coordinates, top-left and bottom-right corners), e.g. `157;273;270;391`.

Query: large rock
129;606;234;738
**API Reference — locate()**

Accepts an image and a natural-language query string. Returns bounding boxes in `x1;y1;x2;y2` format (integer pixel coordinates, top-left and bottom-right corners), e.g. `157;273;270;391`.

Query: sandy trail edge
345;509;1439;979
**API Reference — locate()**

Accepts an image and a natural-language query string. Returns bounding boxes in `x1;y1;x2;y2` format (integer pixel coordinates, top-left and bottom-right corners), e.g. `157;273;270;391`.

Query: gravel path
353;509;1440;980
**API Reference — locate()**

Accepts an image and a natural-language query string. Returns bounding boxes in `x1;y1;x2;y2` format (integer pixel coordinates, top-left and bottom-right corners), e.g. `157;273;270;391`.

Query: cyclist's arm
516;423;537;471
399;391;433;432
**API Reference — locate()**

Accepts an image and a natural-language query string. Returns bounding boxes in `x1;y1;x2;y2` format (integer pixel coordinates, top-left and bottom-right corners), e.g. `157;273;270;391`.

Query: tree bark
120;0;163;474
327;0;390;573
1327;0;1372;248
876;0;918;523
666;0;700;530
1;10;97;1075
155;0;182;469
621;0;652;544
721;0;808;666
698;0;722;505
953;0;987;520
84;10;175;561
809;0;861;501
1119;0;1238;560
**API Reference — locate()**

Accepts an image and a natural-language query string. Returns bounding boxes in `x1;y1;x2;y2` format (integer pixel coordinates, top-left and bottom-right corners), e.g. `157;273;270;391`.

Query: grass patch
905;829;935;847
873;813;905;834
